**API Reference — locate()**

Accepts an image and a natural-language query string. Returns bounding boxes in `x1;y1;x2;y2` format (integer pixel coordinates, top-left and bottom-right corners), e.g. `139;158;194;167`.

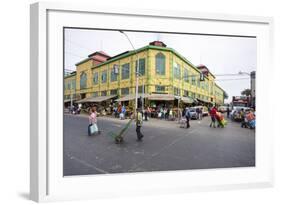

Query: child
88;106;99;135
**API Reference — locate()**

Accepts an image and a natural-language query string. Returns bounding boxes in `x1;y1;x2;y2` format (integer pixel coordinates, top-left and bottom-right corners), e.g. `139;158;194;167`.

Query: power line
65;51;85;59
215;78;249;81
65;39;94;52
213;73;250;77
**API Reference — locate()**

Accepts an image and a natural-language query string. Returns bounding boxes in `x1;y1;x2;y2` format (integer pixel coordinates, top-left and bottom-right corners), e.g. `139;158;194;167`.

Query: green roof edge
72;44;223;92
64;73;76;78
75;45;214;79
90;45;203;73
91;46;150;69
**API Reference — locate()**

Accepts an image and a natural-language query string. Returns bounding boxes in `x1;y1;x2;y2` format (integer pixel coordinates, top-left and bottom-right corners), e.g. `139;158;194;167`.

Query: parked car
189;108;198;120
193;106;209;117
230;106;251;122
218;106;227;113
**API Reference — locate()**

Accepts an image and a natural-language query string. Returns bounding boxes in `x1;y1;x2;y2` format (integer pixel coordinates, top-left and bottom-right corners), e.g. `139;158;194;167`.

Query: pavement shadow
18;192;30;200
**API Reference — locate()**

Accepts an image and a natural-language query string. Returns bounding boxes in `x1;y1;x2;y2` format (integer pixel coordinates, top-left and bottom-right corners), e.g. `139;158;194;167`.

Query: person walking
196;107;200;120
185;107;191;128
121;105;126;119
113;105;118;118
209;106;217;128
117;103;122;117
226;106;230;118
144;107;148;121
199;107;203;120
158;107;163;119
246;109;255;129
169;108;173;120
88;105;99;136
240;108;246;128
136;108;144;141
163;107;167;120
147;106;152;118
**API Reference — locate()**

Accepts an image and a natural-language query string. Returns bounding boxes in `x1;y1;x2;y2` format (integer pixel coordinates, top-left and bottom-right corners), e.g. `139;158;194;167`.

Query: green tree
223;91;229;100
241;88;251;96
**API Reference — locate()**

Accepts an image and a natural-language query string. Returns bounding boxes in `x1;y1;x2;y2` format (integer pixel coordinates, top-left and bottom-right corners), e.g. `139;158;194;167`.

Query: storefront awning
76;95;117;103
147;94;175;101
181;96;195;104
64;98;78;103
174;96;196;104
115;93;149;102
196;98;211;104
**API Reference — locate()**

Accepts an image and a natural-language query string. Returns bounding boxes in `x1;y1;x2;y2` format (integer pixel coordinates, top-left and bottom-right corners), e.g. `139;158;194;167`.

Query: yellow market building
64;41;225;108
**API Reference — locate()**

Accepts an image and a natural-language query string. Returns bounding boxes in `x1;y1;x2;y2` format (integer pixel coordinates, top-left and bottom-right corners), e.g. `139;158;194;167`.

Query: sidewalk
64;112;213;129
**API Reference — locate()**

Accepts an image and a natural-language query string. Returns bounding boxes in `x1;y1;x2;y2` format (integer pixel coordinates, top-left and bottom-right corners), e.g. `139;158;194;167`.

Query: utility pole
238;71;251;107
70;80;73;109
136;72;145;113
119;31;139;116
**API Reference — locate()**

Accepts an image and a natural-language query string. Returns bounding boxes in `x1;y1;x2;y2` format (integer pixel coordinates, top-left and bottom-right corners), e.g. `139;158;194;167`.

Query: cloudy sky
64;28;256;103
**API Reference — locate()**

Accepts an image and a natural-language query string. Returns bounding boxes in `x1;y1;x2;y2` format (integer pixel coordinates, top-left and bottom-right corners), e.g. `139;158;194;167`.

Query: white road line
69;155;108;174
129;131;197;171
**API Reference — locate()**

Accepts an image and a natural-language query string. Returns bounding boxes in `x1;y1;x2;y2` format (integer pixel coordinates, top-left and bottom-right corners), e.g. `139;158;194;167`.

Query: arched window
80;72;87;89
155;52;165;75
173;62;181;79
184;68;188;82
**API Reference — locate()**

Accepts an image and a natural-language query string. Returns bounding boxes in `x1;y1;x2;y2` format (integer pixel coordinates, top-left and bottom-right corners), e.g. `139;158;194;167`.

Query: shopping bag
88;124;94;136
92;123;98;133
88;123;98;135
120;113;124;119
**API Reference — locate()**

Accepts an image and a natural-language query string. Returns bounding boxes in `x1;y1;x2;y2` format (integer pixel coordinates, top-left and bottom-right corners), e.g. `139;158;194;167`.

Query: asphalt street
63;114;255;176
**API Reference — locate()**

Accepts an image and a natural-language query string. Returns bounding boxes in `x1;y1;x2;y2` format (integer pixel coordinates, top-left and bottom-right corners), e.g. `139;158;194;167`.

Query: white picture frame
30;2;274;202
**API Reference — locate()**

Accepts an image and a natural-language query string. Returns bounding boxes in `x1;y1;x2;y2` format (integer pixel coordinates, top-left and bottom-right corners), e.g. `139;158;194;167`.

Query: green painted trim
64;73;76;79
170;52;174;94
181;62;184;97
107;64;110;93
90;45;210;78
214;82;225;93
118;60;121;96
73;45;222;101
130;56;134;92
150;46;202;74
92;46;150;69
98;68;101;94
147;50;151;93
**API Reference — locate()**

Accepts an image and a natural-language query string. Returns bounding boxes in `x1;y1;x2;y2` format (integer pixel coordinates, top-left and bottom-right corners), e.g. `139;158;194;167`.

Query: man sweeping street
136;108;144;141
185;107;191;128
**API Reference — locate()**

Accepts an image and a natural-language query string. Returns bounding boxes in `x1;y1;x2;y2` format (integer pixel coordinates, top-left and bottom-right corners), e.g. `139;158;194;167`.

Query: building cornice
90;45;203;76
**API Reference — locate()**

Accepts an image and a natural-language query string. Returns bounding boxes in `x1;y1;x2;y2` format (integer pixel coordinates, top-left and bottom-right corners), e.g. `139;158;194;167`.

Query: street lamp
136;71;145;113
238;71;250;76
238;70;251;107
70;81;73;109
177;95;181;122
119;31;139;116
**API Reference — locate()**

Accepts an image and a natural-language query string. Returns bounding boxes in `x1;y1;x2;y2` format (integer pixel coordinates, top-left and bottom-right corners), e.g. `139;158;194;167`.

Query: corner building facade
64;41;225;106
